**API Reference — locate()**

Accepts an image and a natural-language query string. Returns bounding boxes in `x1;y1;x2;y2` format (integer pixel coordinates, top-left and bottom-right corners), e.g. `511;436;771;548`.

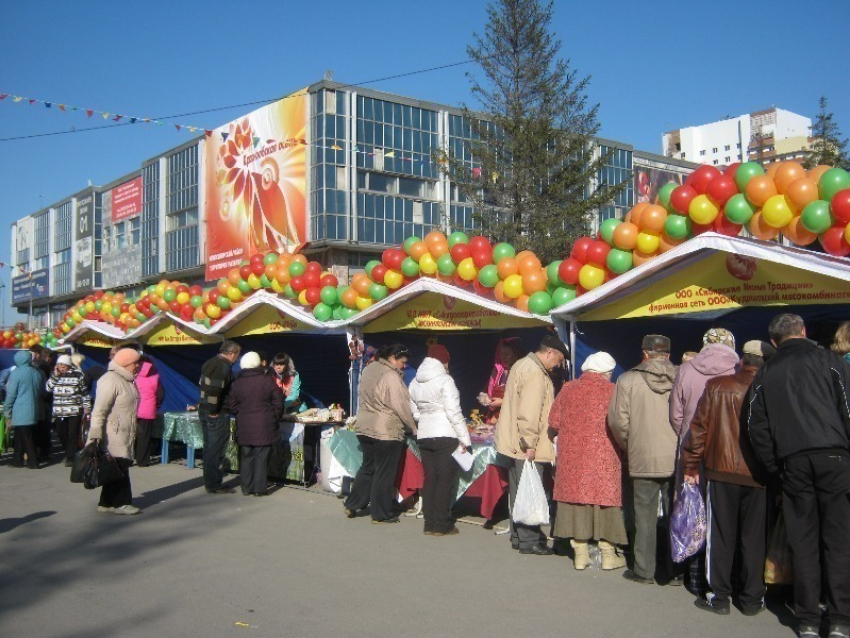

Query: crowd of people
2;315;849;638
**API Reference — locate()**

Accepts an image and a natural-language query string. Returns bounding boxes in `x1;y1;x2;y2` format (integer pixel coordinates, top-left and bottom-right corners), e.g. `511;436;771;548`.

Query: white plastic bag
512;460;550;526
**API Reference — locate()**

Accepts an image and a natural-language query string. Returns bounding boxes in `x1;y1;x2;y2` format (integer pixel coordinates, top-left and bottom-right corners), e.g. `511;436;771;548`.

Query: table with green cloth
161;411;207;469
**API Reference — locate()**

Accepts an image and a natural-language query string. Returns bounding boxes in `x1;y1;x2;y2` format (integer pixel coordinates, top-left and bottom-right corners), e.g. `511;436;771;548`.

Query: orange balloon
496;257;519;279
493;281;509;303
784;177;819;213
748;212;780;241
631;249;657;267
291;254;308;266
522;269;547;294
766;161;783;180
659;233;685;253
430;241;449;258
217;279;229;295
408;241;429;261
275;263;292;284
782;216;819;246
773;161;806;194
424;231;447;249
515;294;530;313
640;205;668;233
353;276;371;296
808;165;831;184
629;202;650;228
514;250;533;264
612;222;639;251
517;253;542;276
277;252;293;267
745;175;778;207
228;268;241;286
341;288;359;309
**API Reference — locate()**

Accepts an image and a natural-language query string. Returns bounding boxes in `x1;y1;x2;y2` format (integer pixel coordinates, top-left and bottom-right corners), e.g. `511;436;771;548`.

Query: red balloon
692;222;713;235
706;175;738;207
381;249;395;269
830;189;850;225
670;185;698;214
469;235;491;253
180;306;194;322
724;162;741;178
303;271;321;288
250;253;264;267
570;237;593;263
189;285;203;297
371;264;387;284
169;300;182;314
95;291;104;300
209;289;220;303
290;276;306;292
472;278;492;297
472;249;493;269
250;261;265;276
821;226;850;257
386;249;405;271
320;274;339;288
585;240;611;266
453;271;471;287
575;284;589;297
305;261;322;275
688;165;722;194
712;213;743;237
239;265;252;280
558;258;582;285
305;287;322;306
450;243;472;264
402;275;418;286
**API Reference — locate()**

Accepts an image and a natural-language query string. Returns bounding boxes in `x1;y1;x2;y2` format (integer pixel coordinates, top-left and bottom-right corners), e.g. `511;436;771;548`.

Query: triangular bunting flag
129;117;137;124
385;150;395;157
221;132;229;141
144;118;150;123
86;110;93;117
13;96;23;102
188;127;196;133
331;144;342;151
45;102;52;108
102;112;110;119
58;104;66;112
113;115;122;122
29;99;35;105
205;130;213;137
0;94;7;100
175;124;181;131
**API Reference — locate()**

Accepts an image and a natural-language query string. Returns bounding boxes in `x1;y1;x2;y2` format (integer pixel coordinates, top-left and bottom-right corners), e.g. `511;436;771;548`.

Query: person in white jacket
408;344;472;537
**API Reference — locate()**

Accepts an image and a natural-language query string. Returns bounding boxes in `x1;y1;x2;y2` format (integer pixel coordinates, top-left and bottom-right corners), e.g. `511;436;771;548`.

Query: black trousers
199;411;231;490
419;437;460;533
54;415;82;463
344;436;403;521
706;481;767;608
783;452;850;625
240;445;271;495
99;459;133;508
35;417;51;457
507;457;549;550
12;426;39;468
134;418;155;467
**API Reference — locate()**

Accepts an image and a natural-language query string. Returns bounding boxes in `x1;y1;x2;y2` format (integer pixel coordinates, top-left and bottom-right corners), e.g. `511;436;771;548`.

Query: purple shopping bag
670;483;707;563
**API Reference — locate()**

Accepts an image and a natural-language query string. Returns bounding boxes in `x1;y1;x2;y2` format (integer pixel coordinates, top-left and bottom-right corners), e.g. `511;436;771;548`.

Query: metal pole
28;272;33;331
0;282;5;327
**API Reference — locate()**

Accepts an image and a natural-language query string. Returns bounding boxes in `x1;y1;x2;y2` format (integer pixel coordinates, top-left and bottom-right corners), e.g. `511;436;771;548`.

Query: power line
0;59;475;143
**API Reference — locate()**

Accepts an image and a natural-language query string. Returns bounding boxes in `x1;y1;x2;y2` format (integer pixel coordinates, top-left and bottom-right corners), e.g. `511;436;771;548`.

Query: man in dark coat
198;340;241;494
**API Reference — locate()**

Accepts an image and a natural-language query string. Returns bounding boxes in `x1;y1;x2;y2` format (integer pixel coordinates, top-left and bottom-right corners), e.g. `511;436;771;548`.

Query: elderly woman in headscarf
479;337;525;424
87;348;142;515
548;352;626;571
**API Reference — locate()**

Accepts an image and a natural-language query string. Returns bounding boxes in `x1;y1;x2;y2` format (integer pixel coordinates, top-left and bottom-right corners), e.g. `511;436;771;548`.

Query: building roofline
633;149;700;169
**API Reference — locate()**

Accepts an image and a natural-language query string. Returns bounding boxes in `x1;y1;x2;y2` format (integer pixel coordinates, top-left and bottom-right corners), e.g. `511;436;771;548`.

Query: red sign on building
111;177;143;222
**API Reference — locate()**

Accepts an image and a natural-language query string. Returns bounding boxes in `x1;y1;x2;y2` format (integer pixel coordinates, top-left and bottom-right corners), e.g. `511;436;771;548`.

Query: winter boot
571;539;591;570
599;540;626;571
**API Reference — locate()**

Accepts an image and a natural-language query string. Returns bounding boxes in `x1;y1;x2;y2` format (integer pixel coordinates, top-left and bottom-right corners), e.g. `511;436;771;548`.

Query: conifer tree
805;96;849;169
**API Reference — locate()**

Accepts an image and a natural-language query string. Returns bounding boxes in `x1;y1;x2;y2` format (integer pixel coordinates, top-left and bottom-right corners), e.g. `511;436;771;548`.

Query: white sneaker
97;506;112;513
111;505;141;516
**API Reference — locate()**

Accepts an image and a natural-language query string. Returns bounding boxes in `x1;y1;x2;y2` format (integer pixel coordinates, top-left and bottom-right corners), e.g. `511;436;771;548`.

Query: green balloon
447;231;469;248
332;306;344;320
364;260;381;278
401;256;421;277
527;291;554;315
818;167;850;202
599;218;622;246
78;306;88;317
190;295;203;308
313;302;333;322
288;261;306;277
546;260;563;286
66;319;76;328
340;307;358;320
403;236;421;254
237;280;252;294
437;253;456;276
336;284;350;299
94;300;103;311
163;289;177;302
259;274;272;288
734;162;765;192
217;296;231;309
724;194;756;225
263;252;279;266
658;182;678;213
284;284;296;299
147;285;156;295
320;286;338;306
478;265;500;288
664;214;692;240
553;286;577;307
136;312;147;322
606;248;634;274
203;317;212;329
369;283;389;301
801;200;834;234
492;242;516;262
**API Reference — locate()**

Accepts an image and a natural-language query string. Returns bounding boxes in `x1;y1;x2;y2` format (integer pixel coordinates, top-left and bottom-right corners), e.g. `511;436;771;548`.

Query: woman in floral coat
549;352;626;571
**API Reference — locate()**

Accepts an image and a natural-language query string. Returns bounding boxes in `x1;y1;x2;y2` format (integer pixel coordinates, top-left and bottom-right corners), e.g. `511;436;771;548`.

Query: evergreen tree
804;96;849;169
437;0;622;262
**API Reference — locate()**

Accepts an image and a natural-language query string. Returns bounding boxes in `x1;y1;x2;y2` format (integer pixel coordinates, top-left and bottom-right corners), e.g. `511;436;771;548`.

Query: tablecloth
162;411;205;448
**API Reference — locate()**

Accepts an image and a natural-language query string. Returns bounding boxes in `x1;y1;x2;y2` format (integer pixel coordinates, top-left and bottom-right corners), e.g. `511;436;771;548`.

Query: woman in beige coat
87;348;142;515
344;344;417;523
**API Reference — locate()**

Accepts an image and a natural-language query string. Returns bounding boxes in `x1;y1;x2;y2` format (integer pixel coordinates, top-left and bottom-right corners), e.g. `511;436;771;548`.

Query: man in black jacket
749;314;850;638
198;340;241;494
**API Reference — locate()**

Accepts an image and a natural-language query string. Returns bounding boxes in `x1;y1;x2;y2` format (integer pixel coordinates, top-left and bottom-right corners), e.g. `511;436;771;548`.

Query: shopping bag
512;460;550;526
765;509;793;584
669;483;707;563
70;440;99;489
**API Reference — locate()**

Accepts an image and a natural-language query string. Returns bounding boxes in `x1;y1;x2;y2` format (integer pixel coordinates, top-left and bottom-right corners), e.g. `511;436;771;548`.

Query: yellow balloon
227;286;243;302
271;278;285;293
503;274;524;299
206;304;221;319
384;270;403;290
457;257;478;281
154;284;166;298
688;194;720;225
72;312;83;323
845;223;850;244
247;273;262;290
355;295;373;310
419;253;438;275
636;231;661;254
298;290;310;305
761;194;794;228
176;292;190;305
578;263;605;290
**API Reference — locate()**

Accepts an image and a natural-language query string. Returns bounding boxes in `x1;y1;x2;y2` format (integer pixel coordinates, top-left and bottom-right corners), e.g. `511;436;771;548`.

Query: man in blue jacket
4;351;47;469
749;314;850;638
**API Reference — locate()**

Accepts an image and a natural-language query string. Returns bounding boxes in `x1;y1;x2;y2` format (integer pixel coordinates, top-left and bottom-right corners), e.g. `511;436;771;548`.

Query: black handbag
70;439;125;489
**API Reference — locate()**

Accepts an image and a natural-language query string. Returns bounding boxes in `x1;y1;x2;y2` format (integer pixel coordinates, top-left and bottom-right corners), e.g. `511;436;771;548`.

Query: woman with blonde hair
831;322;850;364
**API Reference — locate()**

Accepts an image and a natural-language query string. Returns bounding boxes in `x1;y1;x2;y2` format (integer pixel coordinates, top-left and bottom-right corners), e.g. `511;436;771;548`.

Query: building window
736;143;741;149
725;156;731;163
142;162;160;277
166;146;199;271
680;153;686;159
34;212;50;259
54;201;73;251
724;145;731;151
713;160;719;165
53;248;71;296
712;147;718;153
699;150;706;156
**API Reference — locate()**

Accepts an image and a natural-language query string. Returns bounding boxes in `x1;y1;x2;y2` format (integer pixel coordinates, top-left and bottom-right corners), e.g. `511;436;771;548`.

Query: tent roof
208;290;346;334
550;233;850;322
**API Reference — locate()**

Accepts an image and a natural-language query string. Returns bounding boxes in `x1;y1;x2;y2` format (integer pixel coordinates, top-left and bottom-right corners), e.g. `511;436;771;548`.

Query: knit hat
743;340;777;360
427;343;450;365
641;334;671;353
56;355;73;367
240;351;262;370
581;352;616;374
703;327;735;349
112;348;141;368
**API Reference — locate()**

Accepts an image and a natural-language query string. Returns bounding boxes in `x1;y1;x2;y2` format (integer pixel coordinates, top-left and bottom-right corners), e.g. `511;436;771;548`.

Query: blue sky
1;0;848;322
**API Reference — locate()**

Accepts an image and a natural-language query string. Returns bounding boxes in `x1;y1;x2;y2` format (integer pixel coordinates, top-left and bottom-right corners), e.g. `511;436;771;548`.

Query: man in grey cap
495;333;568;555
608;334;679;585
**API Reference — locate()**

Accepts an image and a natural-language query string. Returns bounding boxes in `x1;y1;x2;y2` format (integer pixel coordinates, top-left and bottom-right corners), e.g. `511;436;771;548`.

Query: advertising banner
634;166;684;205
101;188;142;289
12;268;49;305
204;91;308;280
581;252;850;321
363;295;547;333
111;177;143;222
223;305;310;338
143;321;218;346
74;190;95;291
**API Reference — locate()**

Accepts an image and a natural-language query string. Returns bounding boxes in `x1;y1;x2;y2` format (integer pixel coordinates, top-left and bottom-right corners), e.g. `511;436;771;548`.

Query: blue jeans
200;411;230;490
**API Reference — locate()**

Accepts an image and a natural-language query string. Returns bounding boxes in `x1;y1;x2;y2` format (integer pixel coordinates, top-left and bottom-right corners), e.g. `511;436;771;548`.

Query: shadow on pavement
133;476;206;509
0;510;56;534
